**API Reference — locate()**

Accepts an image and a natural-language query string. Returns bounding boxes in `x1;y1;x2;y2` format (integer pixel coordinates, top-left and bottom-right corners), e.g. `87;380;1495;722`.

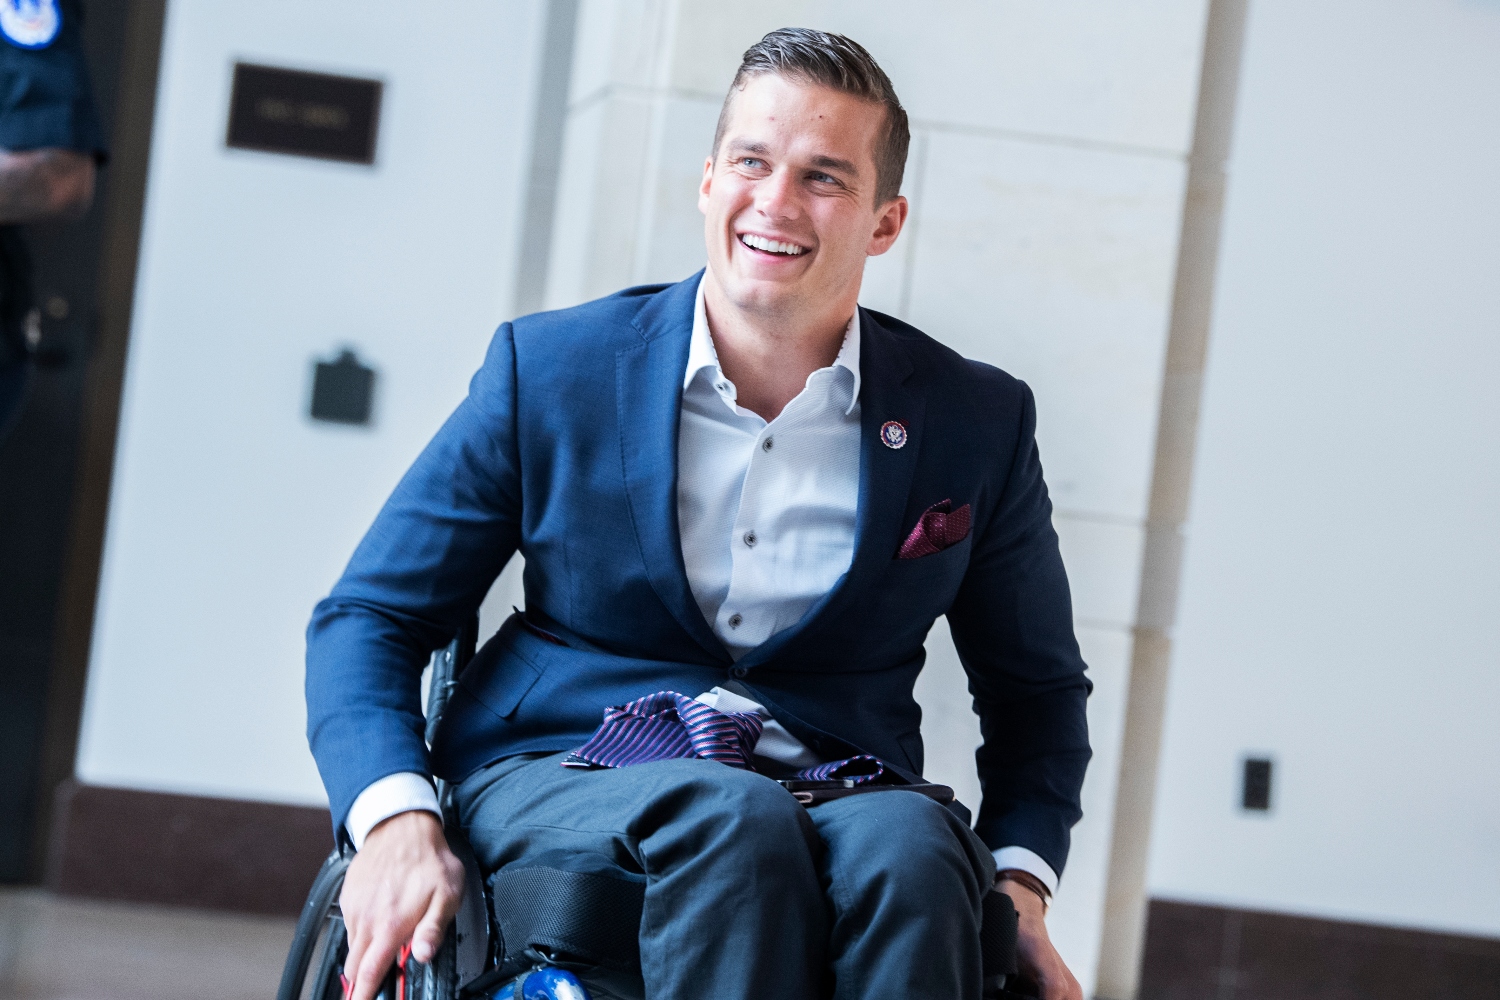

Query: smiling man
308;28;1090;1000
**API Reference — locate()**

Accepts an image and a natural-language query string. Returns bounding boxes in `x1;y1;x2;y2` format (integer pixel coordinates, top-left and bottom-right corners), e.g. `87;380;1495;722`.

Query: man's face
699;73;905;324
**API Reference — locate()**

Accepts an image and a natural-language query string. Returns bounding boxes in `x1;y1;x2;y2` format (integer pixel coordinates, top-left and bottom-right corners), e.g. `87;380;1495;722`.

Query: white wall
76;0;549;806
1149;0;1500;937
545;2;1212;990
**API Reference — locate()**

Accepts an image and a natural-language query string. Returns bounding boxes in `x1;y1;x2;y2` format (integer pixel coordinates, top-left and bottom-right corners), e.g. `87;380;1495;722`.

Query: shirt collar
684;272;862;416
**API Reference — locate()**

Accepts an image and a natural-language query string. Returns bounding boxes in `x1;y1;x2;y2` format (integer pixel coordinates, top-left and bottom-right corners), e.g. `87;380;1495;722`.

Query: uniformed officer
0;0;105;440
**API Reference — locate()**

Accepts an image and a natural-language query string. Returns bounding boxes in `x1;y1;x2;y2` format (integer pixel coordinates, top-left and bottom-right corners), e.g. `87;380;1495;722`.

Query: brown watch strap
996;868;1051;908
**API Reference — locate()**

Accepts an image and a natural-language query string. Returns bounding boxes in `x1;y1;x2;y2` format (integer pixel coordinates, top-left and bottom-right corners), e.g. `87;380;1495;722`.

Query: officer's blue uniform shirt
0;0;106;433
0;0;106;159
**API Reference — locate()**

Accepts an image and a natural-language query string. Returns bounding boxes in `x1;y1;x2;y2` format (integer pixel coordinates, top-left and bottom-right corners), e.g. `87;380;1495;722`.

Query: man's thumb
409;893;449;964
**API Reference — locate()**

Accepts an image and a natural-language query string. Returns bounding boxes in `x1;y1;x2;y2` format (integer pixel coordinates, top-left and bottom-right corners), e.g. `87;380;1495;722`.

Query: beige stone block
634;97;721;284
668;0;1210;153
545;93;659;308
906;130;1186;521
569;0;679;102
1049;624;1135;996
1054;515;1148;630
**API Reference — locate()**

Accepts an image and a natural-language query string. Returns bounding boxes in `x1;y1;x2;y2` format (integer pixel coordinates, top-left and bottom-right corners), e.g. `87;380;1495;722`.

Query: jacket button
730;666;748;679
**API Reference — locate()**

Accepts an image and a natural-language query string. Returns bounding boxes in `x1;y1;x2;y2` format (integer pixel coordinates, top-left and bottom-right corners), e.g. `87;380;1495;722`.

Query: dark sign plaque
226;63;382;165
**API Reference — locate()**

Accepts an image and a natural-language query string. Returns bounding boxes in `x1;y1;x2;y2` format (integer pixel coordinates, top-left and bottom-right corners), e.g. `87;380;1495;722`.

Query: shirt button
762;436;774;451
727;613;743;629
730;666;748;679
743;530;757;547
716;381;729;393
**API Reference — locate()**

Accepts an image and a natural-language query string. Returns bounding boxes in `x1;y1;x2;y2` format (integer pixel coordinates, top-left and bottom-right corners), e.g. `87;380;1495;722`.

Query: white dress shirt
344;275;1059;894
676;275;862;660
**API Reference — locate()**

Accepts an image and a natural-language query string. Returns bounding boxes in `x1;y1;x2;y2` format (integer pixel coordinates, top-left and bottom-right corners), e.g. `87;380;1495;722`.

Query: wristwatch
996;868;1051;913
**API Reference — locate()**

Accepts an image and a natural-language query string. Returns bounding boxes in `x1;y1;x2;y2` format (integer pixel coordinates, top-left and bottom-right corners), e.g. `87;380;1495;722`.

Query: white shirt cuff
345;772;442;850
992;845;1059;896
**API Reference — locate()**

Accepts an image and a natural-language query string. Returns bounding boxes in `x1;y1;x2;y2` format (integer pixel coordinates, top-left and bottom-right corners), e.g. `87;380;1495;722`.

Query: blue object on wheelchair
493;965;593;1000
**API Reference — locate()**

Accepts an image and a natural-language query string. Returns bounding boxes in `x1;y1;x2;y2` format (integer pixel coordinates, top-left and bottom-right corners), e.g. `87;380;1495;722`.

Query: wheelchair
278;619;1038;999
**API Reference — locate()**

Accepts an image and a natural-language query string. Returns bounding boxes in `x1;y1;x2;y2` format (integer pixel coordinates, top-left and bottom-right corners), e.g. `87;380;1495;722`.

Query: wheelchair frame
278;621;484;1000
278;618;1037;999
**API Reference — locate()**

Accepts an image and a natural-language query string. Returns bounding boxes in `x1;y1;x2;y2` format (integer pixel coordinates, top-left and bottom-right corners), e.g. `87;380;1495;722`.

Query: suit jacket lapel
617;274;730;663
737;308;927;668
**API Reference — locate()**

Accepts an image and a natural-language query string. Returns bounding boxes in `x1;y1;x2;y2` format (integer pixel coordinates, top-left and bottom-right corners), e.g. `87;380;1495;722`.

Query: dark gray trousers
456;752;997;1000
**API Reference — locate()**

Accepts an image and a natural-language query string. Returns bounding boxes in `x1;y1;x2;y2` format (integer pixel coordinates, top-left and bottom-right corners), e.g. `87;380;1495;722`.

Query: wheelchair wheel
278;849;351;1000
304;912;349;1000
279;846;464;1000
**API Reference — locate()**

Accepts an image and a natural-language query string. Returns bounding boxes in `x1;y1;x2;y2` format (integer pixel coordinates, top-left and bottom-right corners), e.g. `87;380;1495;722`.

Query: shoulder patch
0;0;61;50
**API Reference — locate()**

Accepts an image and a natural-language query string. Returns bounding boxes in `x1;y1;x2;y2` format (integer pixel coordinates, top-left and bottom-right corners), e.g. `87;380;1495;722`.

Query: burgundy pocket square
897;499;971;559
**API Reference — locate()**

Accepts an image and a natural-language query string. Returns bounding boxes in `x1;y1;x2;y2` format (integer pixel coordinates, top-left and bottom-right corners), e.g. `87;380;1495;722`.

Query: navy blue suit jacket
306;273;1092;877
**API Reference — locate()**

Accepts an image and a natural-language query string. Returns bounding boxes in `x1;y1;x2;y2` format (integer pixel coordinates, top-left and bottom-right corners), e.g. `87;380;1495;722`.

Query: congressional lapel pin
880;420;908;450
0;0;61;50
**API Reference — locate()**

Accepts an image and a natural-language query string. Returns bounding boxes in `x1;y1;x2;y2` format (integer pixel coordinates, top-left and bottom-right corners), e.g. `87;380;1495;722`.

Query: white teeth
740;233;805;255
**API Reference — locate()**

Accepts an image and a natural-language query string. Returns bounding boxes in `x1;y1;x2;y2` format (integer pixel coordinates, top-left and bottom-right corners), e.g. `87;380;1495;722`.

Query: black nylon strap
982;889;1020;981
489;865;646;976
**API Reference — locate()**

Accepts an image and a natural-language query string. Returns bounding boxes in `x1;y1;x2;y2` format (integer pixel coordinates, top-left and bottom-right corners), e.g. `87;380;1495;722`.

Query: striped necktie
562;690;890;785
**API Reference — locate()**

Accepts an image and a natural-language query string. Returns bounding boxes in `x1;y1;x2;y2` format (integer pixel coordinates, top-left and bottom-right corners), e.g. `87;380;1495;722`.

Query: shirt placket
716;374;835;651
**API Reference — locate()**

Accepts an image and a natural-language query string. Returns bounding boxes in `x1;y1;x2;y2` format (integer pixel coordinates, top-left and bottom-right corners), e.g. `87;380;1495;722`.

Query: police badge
0;0;61;50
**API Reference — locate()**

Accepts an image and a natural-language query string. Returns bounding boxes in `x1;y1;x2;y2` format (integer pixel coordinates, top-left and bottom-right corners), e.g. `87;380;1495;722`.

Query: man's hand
0;149;95;223
340;810;465;1000
998;875;1083;1000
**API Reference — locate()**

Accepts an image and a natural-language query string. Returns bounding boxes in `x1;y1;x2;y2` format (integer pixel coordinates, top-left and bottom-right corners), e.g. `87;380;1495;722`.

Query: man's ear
698;155;715;214
866;195;909;256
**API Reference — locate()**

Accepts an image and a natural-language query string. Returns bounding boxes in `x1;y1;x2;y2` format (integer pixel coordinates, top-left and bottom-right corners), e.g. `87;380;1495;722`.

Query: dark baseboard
46;779;333;916
1140;898;1500;1000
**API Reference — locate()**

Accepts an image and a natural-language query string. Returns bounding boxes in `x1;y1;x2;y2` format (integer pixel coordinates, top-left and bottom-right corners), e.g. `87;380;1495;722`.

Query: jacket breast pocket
876;535;972;621
891;533;971;572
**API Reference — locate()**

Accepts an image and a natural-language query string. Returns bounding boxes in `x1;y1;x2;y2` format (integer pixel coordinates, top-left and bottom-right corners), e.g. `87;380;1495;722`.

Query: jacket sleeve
946;380;1092;880
305;323;523;830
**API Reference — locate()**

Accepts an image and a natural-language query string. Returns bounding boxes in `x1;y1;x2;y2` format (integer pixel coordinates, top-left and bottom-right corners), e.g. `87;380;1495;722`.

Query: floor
0;889;295;1000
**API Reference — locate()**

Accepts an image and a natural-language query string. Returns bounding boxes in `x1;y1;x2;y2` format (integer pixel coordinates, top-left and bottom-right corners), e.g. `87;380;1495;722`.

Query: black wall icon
310;349;376;426
1242;757;1273;811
